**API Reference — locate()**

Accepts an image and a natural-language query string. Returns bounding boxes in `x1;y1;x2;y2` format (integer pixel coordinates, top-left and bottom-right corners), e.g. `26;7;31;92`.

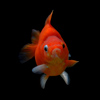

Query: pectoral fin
60;71;70;85
69;53;71;57
66;60;79;67
32;64;48;74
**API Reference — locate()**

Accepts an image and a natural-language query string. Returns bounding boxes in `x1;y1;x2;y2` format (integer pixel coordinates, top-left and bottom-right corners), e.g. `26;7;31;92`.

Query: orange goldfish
19;11;79;89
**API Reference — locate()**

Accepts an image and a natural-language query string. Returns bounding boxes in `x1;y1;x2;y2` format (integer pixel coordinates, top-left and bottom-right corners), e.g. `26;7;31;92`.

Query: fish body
19;11;79;88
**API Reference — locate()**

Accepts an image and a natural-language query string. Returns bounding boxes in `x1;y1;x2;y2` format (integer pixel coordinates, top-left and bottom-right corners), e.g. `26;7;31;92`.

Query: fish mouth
52;48;61;58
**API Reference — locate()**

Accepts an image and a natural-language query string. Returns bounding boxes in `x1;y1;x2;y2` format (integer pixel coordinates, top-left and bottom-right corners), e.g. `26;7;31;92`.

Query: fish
19;10;79;89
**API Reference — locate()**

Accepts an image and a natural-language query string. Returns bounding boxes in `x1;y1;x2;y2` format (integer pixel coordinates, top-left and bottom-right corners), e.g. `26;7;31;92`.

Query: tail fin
19;29;40;63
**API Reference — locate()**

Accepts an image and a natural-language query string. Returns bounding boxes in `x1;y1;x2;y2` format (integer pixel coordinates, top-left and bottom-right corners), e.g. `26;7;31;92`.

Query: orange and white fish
19;11;79;89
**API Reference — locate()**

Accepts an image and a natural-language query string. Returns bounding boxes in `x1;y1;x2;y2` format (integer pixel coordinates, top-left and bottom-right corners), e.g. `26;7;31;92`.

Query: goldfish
19;11;79;89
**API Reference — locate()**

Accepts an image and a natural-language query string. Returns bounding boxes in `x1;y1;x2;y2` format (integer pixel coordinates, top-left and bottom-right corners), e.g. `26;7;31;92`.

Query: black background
9;2;95;99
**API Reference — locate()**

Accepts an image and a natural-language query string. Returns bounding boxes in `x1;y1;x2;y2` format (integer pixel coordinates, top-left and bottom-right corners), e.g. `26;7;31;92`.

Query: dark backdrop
12;3;92;99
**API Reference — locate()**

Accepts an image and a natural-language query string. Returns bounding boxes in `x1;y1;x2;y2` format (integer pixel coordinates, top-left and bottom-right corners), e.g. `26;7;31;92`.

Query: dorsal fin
45;10;53;25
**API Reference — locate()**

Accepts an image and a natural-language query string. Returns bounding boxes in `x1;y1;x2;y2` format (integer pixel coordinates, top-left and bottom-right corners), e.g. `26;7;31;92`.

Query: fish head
41;36;69;62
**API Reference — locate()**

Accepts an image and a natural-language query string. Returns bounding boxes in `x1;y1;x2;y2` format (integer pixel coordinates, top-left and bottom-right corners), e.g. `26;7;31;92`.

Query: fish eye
44;45;48;52
62;44;65;48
